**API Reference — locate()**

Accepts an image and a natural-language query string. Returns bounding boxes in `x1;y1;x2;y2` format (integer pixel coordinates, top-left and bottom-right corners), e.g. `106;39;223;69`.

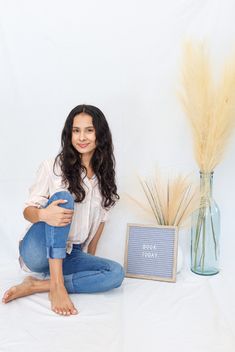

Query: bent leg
20;190;74;272
62;247;125;293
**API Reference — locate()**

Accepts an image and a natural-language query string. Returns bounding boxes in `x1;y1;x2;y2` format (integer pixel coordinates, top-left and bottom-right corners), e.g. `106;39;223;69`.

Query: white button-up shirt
20;158;110;255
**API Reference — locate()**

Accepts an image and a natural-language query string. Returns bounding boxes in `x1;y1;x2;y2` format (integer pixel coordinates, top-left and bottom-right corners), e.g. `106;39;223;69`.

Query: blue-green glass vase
191;172;220;275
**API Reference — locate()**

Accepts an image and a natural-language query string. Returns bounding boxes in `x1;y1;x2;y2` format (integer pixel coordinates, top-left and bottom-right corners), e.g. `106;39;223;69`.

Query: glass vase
191;172;220;275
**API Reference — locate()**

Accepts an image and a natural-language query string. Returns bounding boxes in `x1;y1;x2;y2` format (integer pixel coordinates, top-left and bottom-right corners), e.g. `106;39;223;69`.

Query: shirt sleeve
100;207;110;222
23;160;50;211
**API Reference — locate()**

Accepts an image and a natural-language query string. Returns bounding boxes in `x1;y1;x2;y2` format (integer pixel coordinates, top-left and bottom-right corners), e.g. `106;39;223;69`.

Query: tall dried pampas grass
180;42;235;172
139;172;200;227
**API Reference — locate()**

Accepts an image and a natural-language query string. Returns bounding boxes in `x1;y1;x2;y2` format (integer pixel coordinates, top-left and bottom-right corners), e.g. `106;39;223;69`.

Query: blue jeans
19;191;125;294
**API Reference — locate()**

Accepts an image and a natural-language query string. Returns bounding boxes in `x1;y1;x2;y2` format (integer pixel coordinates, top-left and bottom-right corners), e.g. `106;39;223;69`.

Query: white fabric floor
1;256;235;352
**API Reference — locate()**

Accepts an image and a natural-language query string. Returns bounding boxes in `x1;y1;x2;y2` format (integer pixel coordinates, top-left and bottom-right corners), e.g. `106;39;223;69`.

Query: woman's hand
39;199;74;226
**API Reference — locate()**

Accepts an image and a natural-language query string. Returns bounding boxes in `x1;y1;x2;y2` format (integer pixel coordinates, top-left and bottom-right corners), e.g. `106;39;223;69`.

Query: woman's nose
79;131;86;141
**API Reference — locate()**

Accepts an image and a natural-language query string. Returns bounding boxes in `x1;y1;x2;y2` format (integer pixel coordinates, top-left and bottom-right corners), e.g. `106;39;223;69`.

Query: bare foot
49;283;78;316
2;276;41;304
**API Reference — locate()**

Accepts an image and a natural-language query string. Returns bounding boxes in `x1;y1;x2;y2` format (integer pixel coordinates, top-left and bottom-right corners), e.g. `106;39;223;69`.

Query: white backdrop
0;0;235;273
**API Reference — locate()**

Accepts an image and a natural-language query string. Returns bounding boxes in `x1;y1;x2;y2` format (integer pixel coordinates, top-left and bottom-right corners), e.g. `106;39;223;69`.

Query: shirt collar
81;172;98;188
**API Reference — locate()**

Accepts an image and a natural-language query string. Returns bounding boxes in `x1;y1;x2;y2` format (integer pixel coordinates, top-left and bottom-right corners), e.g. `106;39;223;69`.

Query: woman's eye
73;128;94;133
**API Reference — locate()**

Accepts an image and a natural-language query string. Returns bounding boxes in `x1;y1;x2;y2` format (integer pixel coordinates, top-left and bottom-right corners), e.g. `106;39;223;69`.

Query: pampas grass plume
180;42;235;172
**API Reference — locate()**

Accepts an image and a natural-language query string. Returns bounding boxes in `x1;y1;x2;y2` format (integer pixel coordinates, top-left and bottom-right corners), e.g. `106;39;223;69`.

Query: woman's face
71;113;96;156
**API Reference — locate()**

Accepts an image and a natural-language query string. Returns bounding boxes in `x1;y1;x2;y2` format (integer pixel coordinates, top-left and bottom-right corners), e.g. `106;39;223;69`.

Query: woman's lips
78;143;89;148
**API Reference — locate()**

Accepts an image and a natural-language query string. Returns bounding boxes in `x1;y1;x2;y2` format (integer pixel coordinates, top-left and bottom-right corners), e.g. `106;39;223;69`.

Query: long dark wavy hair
53;104;119;208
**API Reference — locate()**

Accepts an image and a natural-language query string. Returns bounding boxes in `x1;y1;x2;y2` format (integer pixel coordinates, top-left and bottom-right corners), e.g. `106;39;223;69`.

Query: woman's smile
78;143;90;148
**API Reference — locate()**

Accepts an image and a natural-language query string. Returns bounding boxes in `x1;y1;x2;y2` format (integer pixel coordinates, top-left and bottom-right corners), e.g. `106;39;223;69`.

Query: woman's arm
23;200;73;226
23;206;45;223
88;222;105;255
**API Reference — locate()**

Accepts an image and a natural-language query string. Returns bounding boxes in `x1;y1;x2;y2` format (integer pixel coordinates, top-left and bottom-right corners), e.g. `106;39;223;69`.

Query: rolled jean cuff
46;246;67;259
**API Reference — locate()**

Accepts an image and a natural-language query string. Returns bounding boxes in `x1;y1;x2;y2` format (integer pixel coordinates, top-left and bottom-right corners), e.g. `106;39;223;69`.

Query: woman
2;104;125;316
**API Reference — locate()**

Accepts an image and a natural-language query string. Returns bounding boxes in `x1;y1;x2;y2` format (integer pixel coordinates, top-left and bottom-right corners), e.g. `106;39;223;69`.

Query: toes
52;307;72;316
71;307;78;315
65;307;71;315
60;310;70;316
52;306;58;314
63;310;70;316
2;289;14;303
2;293;8;302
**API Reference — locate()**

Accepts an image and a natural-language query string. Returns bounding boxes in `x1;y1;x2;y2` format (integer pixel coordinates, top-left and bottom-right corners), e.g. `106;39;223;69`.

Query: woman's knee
47;191;74;209
110;261;125;288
